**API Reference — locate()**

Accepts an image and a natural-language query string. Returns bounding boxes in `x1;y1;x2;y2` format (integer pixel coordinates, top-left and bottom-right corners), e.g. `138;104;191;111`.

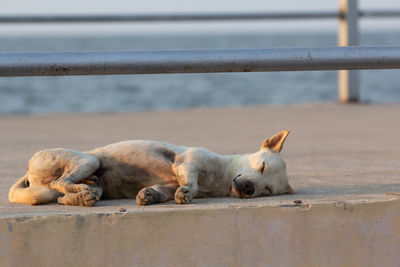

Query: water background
0;30;399;114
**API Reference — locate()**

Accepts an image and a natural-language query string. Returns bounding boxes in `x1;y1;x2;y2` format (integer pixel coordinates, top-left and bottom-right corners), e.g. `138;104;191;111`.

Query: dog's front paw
136;188;160;206
174;186;194;205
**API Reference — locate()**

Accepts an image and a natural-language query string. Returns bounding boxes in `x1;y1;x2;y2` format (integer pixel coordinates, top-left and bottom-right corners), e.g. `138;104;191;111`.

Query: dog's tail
9;172;31;204
9;173;59;205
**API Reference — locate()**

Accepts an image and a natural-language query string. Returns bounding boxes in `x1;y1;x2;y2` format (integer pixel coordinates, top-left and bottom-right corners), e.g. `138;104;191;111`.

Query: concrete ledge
2;198;400;266
1;103;400;266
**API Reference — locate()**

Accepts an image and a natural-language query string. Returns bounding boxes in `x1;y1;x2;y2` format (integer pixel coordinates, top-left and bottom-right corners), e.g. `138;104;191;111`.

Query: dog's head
232;130;294;198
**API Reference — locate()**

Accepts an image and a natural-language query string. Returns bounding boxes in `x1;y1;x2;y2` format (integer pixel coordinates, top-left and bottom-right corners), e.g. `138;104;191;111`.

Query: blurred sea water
0;31;399;114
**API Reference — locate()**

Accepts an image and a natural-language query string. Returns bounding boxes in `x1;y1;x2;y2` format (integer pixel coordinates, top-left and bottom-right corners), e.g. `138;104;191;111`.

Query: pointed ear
261;129;290;153
285;184;295;194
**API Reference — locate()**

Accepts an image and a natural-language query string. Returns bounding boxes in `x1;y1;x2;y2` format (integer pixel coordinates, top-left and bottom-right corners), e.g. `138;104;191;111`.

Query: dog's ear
261;129;290;153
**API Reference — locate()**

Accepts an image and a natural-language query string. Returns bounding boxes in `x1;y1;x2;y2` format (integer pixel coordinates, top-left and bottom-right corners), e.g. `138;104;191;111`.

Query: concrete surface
1;103;400;266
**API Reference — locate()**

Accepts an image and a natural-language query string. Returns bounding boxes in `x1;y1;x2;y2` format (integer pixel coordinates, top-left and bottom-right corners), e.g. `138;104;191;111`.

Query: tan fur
9;130;293;206
261;129;290;152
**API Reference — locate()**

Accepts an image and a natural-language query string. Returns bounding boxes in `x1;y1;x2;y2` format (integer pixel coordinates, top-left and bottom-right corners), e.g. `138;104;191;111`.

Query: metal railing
1;0;400;102
1;10;400;23
1;47;400;77
0;12;342;23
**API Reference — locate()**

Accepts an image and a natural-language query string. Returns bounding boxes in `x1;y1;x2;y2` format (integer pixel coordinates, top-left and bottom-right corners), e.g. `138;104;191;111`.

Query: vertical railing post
338;0;359;103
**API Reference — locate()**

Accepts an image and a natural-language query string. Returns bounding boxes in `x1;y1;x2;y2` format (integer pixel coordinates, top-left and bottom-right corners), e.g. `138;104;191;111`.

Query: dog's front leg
174;163;199;204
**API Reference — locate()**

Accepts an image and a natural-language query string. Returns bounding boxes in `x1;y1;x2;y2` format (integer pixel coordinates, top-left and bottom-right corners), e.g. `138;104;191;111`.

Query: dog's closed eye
260;161;265;173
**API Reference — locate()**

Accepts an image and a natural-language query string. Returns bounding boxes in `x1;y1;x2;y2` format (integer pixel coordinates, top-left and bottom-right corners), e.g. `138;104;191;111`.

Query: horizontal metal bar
1;10;400;24
1;46;400;77
0;12;340;23
360;10;400;18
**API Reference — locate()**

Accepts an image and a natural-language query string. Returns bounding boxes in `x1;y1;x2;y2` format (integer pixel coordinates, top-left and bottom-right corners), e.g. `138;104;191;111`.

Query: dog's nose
244;181;255;195
234;180;255;196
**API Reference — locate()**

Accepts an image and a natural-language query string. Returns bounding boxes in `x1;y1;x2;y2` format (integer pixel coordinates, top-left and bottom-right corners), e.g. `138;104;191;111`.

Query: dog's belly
94;161;178;199
88;141;180;199
97;167;169;199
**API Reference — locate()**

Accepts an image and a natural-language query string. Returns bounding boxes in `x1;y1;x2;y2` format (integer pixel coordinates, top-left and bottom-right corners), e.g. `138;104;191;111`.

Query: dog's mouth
264;185;273;195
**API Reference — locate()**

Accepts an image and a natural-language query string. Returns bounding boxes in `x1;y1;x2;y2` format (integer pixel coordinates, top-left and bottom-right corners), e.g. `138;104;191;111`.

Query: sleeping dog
9;130;293;206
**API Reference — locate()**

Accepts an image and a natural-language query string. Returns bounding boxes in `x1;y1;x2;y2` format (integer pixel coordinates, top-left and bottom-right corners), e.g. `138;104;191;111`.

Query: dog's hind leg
26;149;100;197
35;149;101;206
10;149;100;206
136;183;179;206
48;153;100;195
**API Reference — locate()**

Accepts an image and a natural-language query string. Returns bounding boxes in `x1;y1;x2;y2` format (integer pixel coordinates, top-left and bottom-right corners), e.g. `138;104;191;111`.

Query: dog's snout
234;179;255;196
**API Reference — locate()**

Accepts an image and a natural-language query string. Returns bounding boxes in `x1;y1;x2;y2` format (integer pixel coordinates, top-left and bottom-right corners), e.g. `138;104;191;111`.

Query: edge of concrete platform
2;197;400;266
1;190;399;218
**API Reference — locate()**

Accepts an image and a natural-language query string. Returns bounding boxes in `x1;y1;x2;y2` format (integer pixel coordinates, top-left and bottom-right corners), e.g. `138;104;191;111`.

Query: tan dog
9;130;293;206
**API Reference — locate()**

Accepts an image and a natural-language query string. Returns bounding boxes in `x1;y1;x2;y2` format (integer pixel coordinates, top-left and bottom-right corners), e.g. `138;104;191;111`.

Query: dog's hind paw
174;186;194;205
79;190;98;207
136;188;160;206
57;190;98;207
